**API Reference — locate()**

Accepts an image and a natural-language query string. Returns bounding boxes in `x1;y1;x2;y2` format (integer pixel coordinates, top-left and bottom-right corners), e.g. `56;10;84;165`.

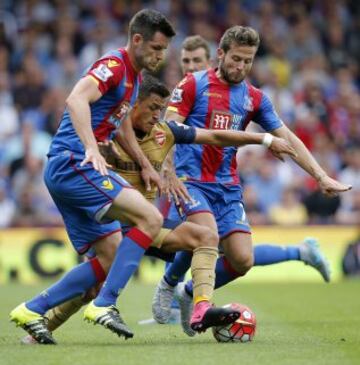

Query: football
212;303;256;343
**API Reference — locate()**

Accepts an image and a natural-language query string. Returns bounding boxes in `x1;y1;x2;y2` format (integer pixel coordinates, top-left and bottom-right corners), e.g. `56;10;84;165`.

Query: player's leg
152;219;240;333
163;187;219;291
11;154;161;342
177;231;253;335
175;212;240;336
11;228;120;345
175;190;252;336
21;189;165;342
253;238;331;282
152;220;218;324
83;187;163;337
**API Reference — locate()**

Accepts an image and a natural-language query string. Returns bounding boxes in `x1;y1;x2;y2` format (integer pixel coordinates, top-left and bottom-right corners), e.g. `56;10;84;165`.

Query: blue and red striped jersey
48;48;141;156
167;68;283;185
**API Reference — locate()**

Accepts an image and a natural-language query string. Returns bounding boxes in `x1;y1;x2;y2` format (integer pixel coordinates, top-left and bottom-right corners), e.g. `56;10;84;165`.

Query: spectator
269;187;308;226
0;0;358;227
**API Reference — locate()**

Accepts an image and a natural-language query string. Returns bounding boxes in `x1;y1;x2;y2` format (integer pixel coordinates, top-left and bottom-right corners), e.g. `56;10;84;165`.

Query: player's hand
98;140;122;161
317;175;352;197
141;164;162;192
268;137;298;162
81;146;111;176
162;169;192;205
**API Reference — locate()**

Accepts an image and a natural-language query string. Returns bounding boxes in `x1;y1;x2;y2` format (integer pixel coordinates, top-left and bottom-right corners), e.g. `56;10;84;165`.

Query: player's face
181;47;210;75
132;93;167;133
217;43;257;84
134;32;170;72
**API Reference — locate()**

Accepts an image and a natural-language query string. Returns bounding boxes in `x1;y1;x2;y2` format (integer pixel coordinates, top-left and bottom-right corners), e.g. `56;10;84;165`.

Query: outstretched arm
193;127;297;159
271;125;352;196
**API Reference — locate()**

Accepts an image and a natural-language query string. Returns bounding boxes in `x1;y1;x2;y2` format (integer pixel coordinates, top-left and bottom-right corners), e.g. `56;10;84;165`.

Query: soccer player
20;74;297;344
149;35;333;327
10;9;177;344
153;26;352;336
148;34;335;327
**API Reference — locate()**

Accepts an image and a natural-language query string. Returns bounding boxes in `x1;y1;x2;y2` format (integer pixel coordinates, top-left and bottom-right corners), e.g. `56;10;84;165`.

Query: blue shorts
167;182;251;239
44;151;132;254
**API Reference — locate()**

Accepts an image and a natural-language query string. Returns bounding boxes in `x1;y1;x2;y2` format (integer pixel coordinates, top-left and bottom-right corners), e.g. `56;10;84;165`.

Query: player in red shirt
10;9;176;344
153;27;351;336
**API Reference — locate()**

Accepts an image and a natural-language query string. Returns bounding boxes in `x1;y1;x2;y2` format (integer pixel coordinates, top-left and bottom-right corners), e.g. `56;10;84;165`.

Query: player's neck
215;68;229;85
125;46;142;73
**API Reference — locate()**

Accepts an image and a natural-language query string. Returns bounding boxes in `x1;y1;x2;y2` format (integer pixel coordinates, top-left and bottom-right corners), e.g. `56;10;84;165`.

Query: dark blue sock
26;258;105;315
94;228;152;307
254;245;300;266
164;251;192;287
184;256;240;296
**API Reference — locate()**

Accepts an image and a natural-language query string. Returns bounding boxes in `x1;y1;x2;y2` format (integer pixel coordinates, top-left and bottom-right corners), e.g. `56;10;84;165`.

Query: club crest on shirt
170;88;183;103
154;131;166;146
92;63;113;82
243;95;254;111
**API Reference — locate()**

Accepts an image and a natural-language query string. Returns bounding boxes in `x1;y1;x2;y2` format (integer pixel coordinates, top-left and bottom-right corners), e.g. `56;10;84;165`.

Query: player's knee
198;227;219;248
188;227;219;250
138;207;163;238
96;235;119;272
229;251;254;276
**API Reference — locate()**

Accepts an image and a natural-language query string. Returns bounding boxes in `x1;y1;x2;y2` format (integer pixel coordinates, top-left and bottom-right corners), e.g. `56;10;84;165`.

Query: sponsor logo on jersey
154;131;166;146
170;88;183;103
231;114;243;130
202;91;223;98
210;110;233;130
92;63;113;82
210;110;244;131
102;179;114;190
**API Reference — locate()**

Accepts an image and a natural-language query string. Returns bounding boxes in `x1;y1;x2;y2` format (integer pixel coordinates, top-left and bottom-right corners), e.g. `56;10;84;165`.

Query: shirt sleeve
166;121;196;144
253;93;283;132
166;73;196;117
86;57;125;95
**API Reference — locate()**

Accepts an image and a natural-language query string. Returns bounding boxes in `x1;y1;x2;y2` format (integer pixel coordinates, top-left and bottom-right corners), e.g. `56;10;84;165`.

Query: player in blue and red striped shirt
10;9;176;344
154;27;351;336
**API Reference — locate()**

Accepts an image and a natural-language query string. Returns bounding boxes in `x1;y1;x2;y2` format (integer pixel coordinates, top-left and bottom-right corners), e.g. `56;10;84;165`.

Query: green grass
1;280;360;365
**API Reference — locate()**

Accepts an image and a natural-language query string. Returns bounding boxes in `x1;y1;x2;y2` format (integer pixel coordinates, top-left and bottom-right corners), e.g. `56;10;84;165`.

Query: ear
132;33;143;46
217;48;225;60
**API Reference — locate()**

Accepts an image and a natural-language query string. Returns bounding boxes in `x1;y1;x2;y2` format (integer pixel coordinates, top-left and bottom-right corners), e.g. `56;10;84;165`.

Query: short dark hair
129;9;176;41
220;26;260;52
182;35;211;60
138;74;170;100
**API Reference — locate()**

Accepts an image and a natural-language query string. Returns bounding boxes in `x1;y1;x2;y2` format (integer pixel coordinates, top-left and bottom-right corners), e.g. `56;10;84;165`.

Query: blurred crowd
0;0;358;228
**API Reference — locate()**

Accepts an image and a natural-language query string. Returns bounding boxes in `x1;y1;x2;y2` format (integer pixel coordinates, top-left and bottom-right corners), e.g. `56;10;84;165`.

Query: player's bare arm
193;128;297;159
162;110;192;202
271;125;352;196
66;76;111;176
116;114;162;192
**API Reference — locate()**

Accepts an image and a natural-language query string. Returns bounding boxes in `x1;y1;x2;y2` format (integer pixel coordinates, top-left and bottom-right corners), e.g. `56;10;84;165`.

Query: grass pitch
1;280;360;365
